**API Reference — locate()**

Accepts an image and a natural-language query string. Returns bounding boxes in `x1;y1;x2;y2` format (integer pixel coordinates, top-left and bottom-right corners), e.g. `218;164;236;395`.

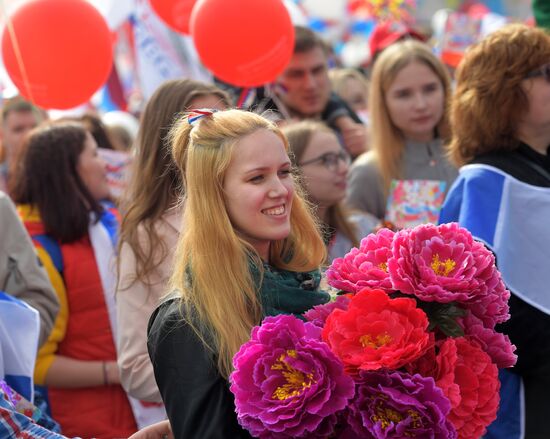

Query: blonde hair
282;120;359;249
369;40;451;195
449;24;550;166
169;109;326;378
329;68;369;110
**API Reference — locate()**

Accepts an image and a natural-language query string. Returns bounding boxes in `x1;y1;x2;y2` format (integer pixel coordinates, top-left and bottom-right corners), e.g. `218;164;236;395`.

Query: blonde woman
346;40;457;224
116;79;230;406
329;68;369;122
283;121;378;262
147;109;329;438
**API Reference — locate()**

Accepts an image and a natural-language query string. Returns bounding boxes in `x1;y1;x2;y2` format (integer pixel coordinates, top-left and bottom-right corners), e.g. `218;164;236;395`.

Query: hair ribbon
187;108;218;126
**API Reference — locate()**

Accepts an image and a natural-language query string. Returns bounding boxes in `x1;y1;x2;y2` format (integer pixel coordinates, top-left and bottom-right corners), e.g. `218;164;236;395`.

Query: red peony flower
431;337;500;439
321;289;431;373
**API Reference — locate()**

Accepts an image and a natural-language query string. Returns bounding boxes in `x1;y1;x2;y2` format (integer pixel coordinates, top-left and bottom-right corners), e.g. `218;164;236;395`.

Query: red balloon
1;0;113;109
150;0;197;34
190;0;294;87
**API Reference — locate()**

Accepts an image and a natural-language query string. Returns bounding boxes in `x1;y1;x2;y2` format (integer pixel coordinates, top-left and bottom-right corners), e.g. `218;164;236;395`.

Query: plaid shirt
0;381;67;438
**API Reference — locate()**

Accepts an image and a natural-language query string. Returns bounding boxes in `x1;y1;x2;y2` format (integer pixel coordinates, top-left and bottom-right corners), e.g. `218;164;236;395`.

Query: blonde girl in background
346;40;457;225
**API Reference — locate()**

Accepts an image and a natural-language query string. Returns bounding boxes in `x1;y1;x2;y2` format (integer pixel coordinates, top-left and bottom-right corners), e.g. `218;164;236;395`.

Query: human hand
334;116;369;158
128;420;173;439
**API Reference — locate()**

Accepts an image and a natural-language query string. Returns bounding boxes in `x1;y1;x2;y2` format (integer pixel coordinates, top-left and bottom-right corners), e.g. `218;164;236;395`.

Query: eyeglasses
525;63;550;82
298;150;351;172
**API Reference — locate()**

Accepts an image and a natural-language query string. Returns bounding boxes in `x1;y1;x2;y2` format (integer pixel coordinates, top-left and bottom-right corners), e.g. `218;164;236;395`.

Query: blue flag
0;292;40;402
440;163;550;439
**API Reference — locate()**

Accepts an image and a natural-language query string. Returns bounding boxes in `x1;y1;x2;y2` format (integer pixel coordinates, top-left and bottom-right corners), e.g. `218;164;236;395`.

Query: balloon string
0;0;35;104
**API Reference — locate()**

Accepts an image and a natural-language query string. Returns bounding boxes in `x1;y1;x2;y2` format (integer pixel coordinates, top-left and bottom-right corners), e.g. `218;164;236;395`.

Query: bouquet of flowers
229;223;516;438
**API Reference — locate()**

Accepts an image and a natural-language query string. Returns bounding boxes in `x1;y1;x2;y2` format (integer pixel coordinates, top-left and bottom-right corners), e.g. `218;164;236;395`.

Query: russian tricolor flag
0;292;40;403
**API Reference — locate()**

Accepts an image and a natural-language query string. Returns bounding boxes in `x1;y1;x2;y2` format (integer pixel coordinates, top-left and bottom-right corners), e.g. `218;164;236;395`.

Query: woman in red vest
10;121;137;438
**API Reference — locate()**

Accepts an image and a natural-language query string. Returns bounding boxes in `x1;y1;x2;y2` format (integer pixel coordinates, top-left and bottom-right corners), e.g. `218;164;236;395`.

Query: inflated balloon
1;0;113;109
149;0;197;34
190;0;294;87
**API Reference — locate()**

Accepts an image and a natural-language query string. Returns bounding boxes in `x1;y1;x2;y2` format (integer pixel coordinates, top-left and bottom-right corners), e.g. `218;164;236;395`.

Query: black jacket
472;142;550;376
147;298;253;439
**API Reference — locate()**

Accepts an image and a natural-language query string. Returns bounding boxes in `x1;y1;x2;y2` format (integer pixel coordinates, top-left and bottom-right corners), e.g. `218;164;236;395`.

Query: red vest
36;231;136;438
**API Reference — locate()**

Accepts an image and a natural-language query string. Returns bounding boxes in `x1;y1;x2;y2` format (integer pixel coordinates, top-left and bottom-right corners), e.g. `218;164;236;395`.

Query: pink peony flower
465;280;510;328
388;223;509;324
459;314;517;368
431;337;500;439
326;228;395;294
303;295;350;328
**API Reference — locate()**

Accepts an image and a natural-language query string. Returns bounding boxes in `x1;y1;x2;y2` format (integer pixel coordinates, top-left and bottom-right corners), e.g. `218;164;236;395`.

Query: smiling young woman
147;109;329;438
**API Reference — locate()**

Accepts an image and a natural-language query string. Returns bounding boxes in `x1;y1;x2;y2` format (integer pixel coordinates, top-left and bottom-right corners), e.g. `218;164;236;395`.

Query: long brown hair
449;24;550;166
282;120;359;250
169;109;326;378
118;79;230;287
11;122;102;243
369;40;451;195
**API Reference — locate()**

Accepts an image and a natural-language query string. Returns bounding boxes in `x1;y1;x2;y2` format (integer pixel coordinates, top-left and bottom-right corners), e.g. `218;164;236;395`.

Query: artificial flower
304;295;350;328
345;369;457;438
430;337;500;439
322;289;431;373
326;228;395;294
230;314;355;438
459;314;516;368
388;223;508;320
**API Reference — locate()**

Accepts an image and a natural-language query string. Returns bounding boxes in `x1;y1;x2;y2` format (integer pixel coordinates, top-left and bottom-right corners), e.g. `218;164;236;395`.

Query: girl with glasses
283;121;378;262
347;40;457;228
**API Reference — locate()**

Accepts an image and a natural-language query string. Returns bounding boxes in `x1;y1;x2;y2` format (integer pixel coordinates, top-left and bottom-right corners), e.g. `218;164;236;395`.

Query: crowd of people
0;19;549;439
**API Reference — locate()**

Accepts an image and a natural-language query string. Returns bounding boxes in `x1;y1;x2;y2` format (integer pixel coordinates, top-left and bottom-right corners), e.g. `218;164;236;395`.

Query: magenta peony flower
459;314;517;368
465;279;510;328
326;228;395;294
230;314;355;438
303;295;350;328
388;223;509;322
345;369;457;438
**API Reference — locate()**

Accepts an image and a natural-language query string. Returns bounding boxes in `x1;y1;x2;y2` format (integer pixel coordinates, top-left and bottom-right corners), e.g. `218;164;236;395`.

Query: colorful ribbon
187;108;218;126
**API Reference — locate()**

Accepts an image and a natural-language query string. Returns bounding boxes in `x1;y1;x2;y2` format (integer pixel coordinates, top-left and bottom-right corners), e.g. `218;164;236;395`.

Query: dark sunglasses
298;150;351;172
525;63;550;81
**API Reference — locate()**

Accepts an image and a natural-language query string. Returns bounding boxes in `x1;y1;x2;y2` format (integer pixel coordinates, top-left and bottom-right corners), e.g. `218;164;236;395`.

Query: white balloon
340;38;371;68
301;0;346;21
432;8;452;39
282;0;308;26
102;111;140;140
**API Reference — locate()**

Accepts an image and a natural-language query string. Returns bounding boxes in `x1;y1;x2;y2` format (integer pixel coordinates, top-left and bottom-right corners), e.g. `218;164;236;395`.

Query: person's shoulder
0;190;15;212
348;211;379;236
470;151;515;169
351;150;377;168
0;192;22;238
147;296;184;338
